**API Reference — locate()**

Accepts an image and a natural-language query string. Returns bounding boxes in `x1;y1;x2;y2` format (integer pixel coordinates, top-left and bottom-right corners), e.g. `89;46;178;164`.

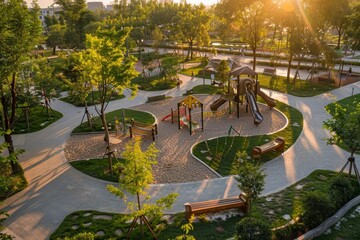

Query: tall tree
0;0;42;174
176;4;211;61
75;27;138;174
238;0;268;70
345;1;360;50
55;0;96;49
323;102;360;184
46;24;65;55
107;138;178;239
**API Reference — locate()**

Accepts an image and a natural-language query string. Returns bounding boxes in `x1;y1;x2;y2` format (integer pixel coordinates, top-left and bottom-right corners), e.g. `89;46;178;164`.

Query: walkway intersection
1;71;360;239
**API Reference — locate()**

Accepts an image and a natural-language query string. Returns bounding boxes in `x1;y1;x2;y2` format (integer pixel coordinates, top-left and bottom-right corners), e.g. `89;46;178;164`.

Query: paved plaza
1;66;360;239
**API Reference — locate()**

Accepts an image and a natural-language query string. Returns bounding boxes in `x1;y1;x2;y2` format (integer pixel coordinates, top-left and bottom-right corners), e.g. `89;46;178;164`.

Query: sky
31;0;219;8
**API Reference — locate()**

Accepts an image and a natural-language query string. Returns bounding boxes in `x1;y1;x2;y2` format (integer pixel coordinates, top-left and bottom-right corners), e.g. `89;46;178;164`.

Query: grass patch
72;108;155;133
315;204;360;240
70;158;122;182
0;165;27;201
184;85;223;95
192;101;303;176
11;105;63;134
50;170;360;240
132;75;178;91
182;66;336;97
60;91;125;107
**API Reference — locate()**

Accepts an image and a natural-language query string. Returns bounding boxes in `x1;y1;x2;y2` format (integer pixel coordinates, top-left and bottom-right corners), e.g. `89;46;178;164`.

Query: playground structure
208;65;276;125
162;95;204;135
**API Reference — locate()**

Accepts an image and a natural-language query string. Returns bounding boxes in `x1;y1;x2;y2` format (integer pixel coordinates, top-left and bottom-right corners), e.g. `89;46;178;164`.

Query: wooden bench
147;94;165;102
129;126;156;141
184;193;248;221
131;119;158;135
263;67;276;76
252;137;285;159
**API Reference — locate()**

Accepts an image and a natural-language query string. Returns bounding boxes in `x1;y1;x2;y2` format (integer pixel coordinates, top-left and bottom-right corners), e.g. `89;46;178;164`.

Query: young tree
323;102;360;185
345;1;360;50
234;151;265;213
107;138;178;239
216;59;230;86
0;0;42;174
161;56;180;82
75;27;138;174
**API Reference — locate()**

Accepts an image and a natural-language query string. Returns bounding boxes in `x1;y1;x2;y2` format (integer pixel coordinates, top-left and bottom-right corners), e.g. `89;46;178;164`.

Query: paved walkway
1;72;360;239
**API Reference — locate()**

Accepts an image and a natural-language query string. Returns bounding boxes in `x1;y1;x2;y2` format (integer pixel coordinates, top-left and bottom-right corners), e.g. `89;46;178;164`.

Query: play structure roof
179;95;203;109
230;66;258;76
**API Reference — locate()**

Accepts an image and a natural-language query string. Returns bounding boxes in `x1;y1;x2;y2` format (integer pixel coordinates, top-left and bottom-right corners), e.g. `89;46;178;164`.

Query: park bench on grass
129;126;156;141
184;193;248;221
263;67;276;77
147;94;165;102
252;137;285;159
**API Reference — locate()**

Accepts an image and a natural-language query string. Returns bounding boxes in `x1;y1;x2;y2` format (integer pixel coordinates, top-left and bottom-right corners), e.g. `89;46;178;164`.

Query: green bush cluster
236;216;272;240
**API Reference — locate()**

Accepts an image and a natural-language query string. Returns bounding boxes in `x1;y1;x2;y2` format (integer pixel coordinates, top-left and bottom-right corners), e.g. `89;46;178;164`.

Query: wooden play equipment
252;137;285;159
184;193;248;221
177;95;204;135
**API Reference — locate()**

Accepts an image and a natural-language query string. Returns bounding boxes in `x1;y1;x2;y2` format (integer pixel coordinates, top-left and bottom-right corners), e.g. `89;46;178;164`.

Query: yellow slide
257;87;276;109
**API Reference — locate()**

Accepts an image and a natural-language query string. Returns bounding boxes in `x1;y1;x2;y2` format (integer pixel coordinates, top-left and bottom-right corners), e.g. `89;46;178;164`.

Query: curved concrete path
1;73;360;239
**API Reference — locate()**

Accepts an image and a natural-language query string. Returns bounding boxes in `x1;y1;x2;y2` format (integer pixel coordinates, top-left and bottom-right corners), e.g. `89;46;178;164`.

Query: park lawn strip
12;105;63;134
50;170;360;240
192;101;303;176
182;66;336;97
184;85;223;95
314;204;360;240
70;159;121;182
60;91;125;107
72;108;155;133
132;75;178;91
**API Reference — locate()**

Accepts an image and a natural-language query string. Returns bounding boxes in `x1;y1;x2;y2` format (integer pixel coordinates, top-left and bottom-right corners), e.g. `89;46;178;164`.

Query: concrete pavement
1;71;360;239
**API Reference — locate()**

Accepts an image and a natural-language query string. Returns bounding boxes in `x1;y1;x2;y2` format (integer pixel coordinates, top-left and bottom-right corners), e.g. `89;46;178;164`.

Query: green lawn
49;170;360;240
193;101;303;176
72;108;155;133
184;85;223;95
315;204;360;240
70;158;121;182
11;105;63;134
132;75;178;91
60;91;125;107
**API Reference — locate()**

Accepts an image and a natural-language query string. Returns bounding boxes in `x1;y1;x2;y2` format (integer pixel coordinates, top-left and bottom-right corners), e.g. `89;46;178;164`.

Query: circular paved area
65;95;287;183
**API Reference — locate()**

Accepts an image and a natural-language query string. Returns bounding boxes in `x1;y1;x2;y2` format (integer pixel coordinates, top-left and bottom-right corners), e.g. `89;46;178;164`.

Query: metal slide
257;88;276;108
246;91;263;125
210;98;227;111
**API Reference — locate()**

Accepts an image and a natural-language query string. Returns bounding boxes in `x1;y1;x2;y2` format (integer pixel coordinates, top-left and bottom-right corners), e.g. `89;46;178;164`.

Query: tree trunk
252;47;256;70
337;30;342;50
100;109;113;175
1;73;21;174
286;54;293;82
52;45;56;55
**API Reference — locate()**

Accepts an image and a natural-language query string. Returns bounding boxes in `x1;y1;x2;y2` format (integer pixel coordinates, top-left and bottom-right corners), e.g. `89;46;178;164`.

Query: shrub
328;174;354;209
236;216;272;240
300;191;334;229
61;232;95;240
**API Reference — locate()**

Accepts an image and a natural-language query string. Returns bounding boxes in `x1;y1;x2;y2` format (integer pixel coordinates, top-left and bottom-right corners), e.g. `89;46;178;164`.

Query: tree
176;4;211;61
216;59;230;86
75;27;138;174
107;138;178;239
152;25;163;53
323;102;360;184
161;56;180;81
55;0;96;49
234;151;265;213
46;24;65;55
238;1;268;70
345;1;360;50
0;0;42;174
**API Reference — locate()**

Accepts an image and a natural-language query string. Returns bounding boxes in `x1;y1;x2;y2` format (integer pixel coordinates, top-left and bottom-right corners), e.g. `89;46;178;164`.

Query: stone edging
296;195;360;240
